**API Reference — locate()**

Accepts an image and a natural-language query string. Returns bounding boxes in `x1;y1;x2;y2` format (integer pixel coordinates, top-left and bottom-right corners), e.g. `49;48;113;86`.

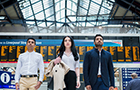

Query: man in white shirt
15;38;44;90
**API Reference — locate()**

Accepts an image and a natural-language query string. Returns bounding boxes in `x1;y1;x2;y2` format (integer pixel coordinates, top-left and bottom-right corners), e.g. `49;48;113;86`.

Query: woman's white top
61;52;80;71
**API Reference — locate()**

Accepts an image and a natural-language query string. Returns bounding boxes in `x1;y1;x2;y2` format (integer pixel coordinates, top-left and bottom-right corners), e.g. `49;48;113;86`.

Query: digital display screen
0;39;139;62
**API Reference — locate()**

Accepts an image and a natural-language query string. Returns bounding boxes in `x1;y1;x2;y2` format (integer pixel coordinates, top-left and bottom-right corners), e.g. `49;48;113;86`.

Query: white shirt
98;51;101;75
61;52;80;71
15;51;44;83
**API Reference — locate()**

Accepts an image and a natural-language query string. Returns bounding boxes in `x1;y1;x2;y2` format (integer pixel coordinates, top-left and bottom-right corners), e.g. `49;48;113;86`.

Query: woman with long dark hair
54;36;81;90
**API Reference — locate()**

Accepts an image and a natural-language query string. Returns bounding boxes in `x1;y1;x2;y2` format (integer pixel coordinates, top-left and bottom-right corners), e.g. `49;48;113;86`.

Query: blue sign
0;71;15;89
122;68;140;90
0;85;15;89
0;71;11;85
0;39;122;46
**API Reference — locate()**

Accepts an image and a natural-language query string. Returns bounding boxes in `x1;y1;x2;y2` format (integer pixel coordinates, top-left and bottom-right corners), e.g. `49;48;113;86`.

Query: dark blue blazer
83;48;115;88
126;78;140;90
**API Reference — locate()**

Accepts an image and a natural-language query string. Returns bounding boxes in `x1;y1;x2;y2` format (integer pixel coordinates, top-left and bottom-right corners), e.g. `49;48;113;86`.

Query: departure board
87;46;93;51
125;46;132;62
40;46;47;61
79;46;86;62
110;47;117;62
0;46;140;62
117;47;124;62
9;46;16;62
132;46;140;62
1;46;9;61
102;46;109;51
16;46;24;59
48;46;55;61
34;46;40;53
56;46;60;53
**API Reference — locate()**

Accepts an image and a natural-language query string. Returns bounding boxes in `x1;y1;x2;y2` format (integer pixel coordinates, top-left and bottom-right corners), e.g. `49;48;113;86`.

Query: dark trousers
63;70;76;90
92;78;109;90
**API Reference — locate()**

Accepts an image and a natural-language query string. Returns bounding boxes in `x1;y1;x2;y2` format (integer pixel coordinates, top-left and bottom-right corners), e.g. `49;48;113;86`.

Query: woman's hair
57;36;79;61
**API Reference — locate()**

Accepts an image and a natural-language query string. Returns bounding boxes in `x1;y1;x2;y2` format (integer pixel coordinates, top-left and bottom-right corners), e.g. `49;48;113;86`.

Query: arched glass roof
18;0;114;27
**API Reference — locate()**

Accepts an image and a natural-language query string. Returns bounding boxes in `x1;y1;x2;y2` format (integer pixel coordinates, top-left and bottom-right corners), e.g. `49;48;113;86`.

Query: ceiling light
0;16;5;19
99;26;102;29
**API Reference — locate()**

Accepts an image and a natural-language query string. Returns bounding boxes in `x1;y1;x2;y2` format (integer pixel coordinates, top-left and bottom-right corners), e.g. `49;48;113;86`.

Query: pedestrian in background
126;73;140;90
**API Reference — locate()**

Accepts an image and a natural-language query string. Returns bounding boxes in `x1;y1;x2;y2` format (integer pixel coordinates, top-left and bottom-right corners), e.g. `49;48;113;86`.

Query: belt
21;75;37;78
97;75;101;78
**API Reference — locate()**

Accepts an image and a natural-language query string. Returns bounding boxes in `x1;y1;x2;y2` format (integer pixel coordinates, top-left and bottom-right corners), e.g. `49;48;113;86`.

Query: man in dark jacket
126;73;140;90
83;34;115;90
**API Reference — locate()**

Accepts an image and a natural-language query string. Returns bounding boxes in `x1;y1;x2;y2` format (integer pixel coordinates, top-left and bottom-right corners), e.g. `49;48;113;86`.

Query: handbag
47;77;53;90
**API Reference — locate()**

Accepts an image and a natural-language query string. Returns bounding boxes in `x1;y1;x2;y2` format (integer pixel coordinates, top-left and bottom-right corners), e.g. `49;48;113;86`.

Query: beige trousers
19;77;37;90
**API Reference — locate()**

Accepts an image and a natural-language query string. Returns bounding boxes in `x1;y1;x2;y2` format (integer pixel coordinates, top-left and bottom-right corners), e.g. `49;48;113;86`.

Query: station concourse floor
0;82;86;90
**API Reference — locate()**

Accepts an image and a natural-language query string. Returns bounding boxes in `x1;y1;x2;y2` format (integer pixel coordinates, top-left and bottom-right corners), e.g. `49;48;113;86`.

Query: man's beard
95;44;102;47
28;47;34;50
